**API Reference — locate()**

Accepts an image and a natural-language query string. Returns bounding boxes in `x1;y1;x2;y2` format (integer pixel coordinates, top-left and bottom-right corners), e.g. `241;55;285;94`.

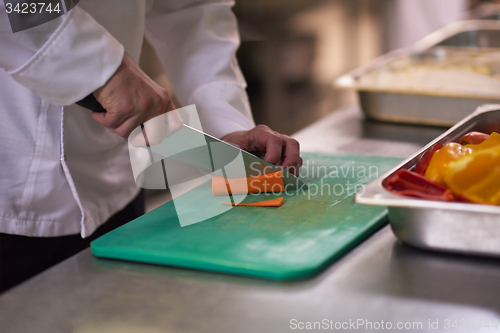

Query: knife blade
77;94;307;191
172;125;307;191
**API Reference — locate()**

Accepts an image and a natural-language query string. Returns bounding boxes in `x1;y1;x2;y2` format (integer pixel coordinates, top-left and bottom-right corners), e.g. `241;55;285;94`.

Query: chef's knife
165;124;307;190
76;94;307;191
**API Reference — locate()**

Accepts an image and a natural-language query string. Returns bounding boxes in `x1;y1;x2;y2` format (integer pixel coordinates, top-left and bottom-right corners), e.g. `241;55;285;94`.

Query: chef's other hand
92;54;176;138
222;125;302;176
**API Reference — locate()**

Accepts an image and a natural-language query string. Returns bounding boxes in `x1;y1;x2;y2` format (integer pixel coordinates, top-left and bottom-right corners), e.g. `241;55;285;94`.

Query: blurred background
234;0;474;134
141;0;498;135
140;0;498;211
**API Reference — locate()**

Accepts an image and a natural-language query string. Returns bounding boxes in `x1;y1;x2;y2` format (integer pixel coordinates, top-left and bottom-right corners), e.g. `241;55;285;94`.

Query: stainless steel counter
2;105;500;333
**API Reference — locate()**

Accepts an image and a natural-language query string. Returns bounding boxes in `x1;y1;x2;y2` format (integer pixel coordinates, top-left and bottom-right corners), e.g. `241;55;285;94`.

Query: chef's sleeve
145;0;255;138
0;5;124;106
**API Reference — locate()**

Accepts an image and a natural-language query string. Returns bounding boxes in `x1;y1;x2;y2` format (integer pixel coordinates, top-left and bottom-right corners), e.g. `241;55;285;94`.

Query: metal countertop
1;104;499;333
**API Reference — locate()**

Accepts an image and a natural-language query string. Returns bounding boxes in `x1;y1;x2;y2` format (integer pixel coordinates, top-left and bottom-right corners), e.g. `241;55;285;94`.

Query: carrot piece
212;170;284;196
221;197;284;207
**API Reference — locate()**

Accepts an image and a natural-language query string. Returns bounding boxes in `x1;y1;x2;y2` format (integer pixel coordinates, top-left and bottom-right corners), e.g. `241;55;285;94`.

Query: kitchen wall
234;0;381;134
234;0;470;134
141;0;477;135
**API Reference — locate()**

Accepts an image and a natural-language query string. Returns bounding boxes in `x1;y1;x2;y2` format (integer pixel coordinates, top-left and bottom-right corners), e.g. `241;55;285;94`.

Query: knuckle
153;90;171;113
283;135;299;145
255;124;270;132
290;138;300;148
111;100;134;116
273;134;284;145
160;89;172;103
136;97;150;113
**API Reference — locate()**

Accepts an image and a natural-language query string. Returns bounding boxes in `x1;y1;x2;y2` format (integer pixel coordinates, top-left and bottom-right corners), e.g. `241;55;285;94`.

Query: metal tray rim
355;104;500;214
334;20;500;99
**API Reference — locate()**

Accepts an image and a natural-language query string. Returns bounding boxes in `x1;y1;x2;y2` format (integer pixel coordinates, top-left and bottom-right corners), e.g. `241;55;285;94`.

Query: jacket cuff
188;81;255;138
8;7;124;106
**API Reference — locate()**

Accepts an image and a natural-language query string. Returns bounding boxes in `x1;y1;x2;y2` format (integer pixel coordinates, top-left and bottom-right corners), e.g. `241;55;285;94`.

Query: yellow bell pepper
424;132;500;186
444;146;500;205
424;143;473;185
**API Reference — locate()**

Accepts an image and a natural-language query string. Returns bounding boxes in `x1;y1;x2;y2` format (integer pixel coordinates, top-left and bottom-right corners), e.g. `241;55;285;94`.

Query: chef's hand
222;125;302;176
92;54;176;138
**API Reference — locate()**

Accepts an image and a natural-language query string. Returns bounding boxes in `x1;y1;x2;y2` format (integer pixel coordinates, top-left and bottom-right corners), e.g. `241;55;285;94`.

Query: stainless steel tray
335;21;500;126
356;104;500;257
469;3;500;21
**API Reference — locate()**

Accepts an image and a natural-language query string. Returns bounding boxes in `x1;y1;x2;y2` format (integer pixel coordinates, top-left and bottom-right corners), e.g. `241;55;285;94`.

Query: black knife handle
76;94;106;112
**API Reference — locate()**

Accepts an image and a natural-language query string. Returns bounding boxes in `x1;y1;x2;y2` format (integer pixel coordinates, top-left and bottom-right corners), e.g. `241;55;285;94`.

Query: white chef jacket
0;0;255;237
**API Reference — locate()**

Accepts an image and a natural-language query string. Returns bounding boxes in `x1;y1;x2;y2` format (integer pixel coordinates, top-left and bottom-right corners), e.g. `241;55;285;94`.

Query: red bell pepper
414;142;443;175
386;169;456;201
459;131;489;145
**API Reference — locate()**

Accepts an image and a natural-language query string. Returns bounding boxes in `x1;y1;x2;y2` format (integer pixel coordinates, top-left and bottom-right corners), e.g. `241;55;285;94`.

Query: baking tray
469;3;500;21
335;21;500;126
356;104;500;257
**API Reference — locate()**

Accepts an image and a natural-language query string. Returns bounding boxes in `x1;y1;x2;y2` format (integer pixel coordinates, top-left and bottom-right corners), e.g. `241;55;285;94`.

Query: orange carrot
212;170;284;196
221;197;284;207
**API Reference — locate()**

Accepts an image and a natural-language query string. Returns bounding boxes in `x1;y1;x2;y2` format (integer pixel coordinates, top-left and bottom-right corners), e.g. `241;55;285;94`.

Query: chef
0;0;302;291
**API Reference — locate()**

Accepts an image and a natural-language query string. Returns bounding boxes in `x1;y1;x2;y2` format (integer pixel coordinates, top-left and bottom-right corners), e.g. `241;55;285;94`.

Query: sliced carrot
212;170;284;196
221;197;284;207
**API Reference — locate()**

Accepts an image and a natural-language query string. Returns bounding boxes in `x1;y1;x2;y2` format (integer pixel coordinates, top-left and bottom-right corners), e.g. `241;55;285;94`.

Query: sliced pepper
386;169;456;201
424;143;474;185
459;131;490;145
414;142;443;175
463;132;500;151
444;146;500;205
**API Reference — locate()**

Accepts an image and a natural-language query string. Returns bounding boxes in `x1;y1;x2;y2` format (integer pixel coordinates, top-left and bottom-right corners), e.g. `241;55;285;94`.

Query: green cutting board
91;153;401;280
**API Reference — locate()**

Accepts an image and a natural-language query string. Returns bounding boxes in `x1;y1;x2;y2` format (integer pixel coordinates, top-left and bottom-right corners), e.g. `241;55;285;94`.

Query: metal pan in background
469;3;500;21
356;104;500;257
335;20;500;127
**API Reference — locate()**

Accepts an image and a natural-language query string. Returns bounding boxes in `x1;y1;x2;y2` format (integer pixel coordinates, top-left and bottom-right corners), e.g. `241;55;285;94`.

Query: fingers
280;136;302;176
91;54;177;139
244;125;282;164
91;108;138;138
90;102;135;136
227;125;302;175
90;111;106;125
262;132;284;165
